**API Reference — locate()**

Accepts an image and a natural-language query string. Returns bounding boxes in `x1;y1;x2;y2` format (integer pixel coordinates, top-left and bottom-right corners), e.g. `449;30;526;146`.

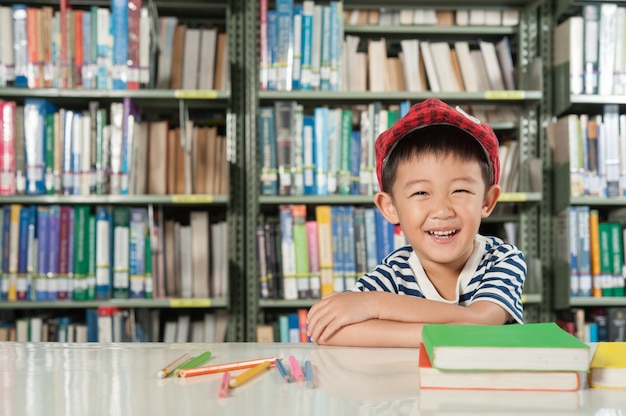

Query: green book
72;205;90;301
422;322;590;372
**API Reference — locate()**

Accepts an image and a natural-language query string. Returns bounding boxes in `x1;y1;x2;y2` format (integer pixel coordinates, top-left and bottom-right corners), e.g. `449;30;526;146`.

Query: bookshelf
550;1;626;342
0;0;248;342
243;0;554;341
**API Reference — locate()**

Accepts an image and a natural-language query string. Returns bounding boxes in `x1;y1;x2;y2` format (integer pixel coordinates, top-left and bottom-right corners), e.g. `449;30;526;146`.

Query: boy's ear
482;184;501;218
374;192;399;224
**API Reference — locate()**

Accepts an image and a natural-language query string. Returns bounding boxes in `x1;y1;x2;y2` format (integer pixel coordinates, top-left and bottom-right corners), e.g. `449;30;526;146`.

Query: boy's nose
429;197;454;219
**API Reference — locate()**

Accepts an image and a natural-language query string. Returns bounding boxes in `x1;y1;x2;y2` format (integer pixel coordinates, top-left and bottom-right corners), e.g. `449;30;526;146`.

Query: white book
29;317;43;342
156;17;178;89
310;4;323;90
598;4;618;95
80;113;91;195
214;309;228;342
163;321;177;343
179;225;193;298
203;313;216;343
400;39;422;92
190;320;204;343
456;10;469;26
367;38;387;92
420;41;440;92
485;10;502;26
469;10;486;25
455;41;479;92
496;37;516;90
190;211;210;298
138;7;151;85
479;40;506;90
181;28;201;90
471;49;491;91
502;10;520;26
197;28;217;90
0;7;14;86
554;16;584;95
176;314;190;343
613;7;626;95
430;42;461;92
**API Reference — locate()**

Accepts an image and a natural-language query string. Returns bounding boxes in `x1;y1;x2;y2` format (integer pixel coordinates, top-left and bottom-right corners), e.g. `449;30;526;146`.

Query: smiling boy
306;98;526;347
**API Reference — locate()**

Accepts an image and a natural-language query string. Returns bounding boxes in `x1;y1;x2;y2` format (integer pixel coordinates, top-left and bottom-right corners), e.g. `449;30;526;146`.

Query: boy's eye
412;191;428;197
454;189;471;194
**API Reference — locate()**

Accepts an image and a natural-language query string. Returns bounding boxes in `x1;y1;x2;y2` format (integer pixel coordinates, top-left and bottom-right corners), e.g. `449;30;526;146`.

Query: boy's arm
316;319;425;347
307;292;508;345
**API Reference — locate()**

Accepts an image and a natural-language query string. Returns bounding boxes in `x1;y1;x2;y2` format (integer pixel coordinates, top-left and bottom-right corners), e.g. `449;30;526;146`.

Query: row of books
559;307;626;343
555;4;626;97
0;204;228;302
548;106;626;198
0;99;228;196
259;101;521;197
345;36;516;93
259;0;343;91
344;8;520;27
0;307;228;343
257;204;406;301
555;206;626;298
0;2;228;90
255;309;309;343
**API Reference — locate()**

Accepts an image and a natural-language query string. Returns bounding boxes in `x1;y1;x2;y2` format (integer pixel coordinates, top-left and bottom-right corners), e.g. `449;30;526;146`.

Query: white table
0;342;624;415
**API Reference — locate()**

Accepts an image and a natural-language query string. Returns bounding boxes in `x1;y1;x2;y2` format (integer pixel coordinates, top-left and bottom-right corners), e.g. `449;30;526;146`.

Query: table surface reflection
0;342;624;416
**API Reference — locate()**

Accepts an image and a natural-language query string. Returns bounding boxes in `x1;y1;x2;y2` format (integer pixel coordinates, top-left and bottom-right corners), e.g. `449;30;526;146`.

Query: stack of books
418;322;591;412
589;342;626;389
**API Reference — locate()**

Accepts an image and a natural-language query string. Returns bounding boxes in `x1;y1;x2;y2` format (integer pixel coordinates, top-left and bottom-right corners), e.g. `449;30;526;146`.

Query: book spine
330;205;344;293
353;207;368;278
329;1;341;91
46;205;60;300
111;0;128;90
0;102;16;195
71;112;82;195
24;100;50;195
275;0;293;91
299;1;313;91
342;205;357;290
589;208;602;297
583;5;600;95
264;221;279;299
96;7;111;89
568;206;580;297
274;101;295;196
319;5;331;91
72;205;90;301
339;109;352;195
279;205;297;300
358;107;371;195
144;227;152;299
349;130;361;195
314;107;328;195
73;10;84;88
112;206;130;298
291;204;310;299
57;205;71;300
609;222;624;296
16;206;30;300
258;0;269;90
7;204;19;301
138;7;150;87
291;5;302;90
267;10;277;91
12;4;28;88
129;207;146;298
315;205;334;297
326;109;340;194
44;112;55;194
305;220;320;299
0;7;15;87
0;206;10;301
95;205;111;300
302;115;315;195
86;212;96;300
35;206;49;301
257;225;270;299
126;0;141;90
258;106;278;195
310;5;322;90
291;104;304;196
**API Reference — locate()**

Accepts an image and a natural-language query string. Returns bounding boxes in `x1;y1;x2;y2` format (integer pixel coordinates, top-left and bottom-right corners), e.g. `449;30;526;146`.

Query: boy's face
375;152;500;273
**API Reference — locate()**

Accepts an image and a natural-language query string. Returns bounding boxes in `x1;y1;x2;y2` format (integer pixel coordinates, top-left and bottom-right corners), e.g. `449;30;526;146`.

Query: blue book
129;207;147;299
24;99;56;195
567;206;579;297
87;213;96;300
342;206;357;290
258;106;278;195
96;8;112;89
111;0;129;90
62;110;75;195
363;208;378;272
400;100;411;117
120;98;135;195
0;207;8;301
349;130;361;195
95;206;112;300
288;312;299;342
330;205;344;292
16;206;31;300
314;107;328;195
267;10;277;91
279;314;289;342
302;115;316;195
47;205;60;301
67;207;76;299
577;206;592;297
329;1;341;91
299;1;314;90
374;209;394;263
35;207;49;301
85;309;99;342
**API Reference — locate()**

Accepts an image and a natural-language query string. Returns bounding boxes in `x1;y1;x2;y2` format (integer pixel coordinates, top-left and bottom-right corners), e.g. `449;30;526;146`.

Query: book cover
291;204;310;299
279;205;297;300
305;220;320;299
112;206;130;298
422;322;590;372
35;206;49;301
46;205;60;301
330;205;344;293
302;115;316;195
111;0;129;90
0;101;16;195
72;205;90;301
315;205;334;297
129;207;147;299
57;205;72;300
258;106;278;195
589;342;626;389
419;343;580;391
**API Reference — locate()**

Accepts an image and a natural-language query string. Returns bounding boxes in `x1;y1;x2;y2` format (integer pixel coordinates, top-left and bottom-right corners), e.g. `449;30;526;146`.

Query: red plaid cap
375;98;500;191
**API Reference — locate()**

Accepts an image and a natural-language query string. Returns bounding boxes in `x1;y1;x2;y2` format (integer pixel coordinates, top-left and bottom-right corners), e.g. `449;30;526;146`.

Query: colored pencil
289;355;305;382
175;351;213;376
228;361;271;388
304;360;314;388
156;352;191;378
178;356;279;378
275;357;292;383
218;372;231;398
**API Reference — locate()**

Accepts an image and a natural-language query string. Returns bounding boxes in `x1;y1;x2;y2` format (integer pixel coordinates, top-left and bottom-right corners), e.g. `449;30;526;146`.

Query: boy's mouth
428;230;458;237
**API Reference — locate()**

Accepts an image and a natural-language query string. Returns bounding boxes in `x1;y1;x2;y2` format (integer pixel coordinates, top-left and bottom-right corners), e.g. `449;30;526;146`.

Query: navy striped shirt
351;235;526;324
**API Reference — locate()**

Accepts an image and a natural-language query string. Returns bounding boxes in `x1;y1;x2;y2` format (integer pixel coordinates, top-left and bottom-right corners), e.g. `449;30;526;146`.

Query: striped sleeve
469;239;526;324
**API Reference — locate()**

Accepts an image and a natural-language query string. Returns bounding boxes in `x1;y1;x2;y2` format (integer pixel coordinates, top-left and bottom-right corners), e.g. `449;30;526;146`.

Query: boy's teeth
430;230;455;236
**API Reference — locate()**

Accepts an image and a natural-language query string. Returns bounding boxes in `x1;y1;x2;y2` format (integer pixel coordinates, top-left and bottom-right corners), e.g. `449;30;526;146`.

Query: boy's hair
381;125;493;193
375;98;500;192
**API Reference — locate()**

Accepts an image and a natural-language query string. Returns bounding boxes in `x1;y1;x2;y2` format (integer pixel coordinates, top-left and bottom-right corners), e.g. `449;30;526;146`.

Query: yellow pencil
228;361;271;388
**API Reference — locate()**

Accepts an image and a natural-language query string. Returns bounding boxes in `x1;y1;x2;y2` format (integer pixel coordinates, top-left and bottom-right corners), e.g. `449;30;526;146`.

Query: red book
73;9;83;87
57;205;72;300
0;102;16;195
298;308;308;343
126;0;142;90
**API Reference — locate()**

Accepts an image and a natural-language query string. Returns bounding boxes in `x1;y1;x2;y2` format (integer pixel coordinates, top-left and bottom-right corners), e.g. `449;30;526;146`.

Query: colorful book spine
12;4;28;88
44;112;55;194
375;208;393;263
264;221;279;299
0;206;10;300
266;10;277;91
8;204;22;301
274;101;295;196
24;99;55;195
338;109;352;195
96;7;111;89
342;206;357;290
57;205;72;300
319;5;331;91
112;206;130;298
120;98;134;195
291;204;310;299
353;207;368;279
315;205;334;296
291;5;302;90
258;0;269;90
577;206;592;297
349;130;361;195
144;228;152;299
328;1;341;91
568;206;579;297
609;222;624;296
599;222;613;297
590;208;602;297
275;0;294;91
257;225;270;299
86;212;96;300
16;206;31;300
126;0;141;90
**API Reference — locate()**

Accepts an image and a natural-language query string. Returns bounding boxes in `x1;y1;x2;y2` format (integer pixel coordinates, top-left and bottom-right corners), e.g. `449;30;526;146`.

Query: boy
306;98;526;347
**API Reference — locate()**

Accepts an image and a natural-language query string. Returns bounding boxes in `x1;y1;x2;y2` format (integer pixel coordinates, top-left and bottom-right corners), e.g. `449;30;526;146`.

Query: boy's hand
306;292;379;343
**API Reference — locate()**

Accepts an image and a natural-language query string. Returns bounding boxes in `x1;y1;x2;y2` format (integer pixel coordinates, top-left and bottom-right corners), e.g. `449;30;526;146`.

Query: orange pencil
178;356;278;378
